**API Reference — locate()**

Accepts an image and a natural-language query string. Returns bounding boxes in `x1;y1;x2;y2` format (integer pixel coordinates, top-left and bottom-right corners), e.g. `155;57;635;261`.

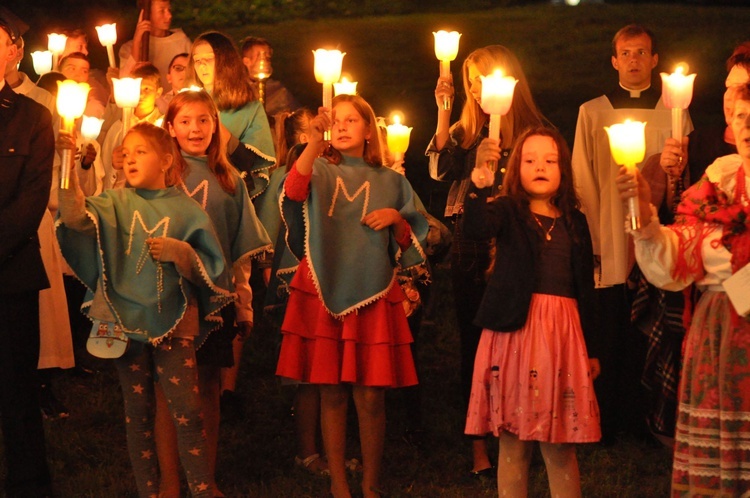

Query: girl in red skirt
275;94;428;498
463;127;601;497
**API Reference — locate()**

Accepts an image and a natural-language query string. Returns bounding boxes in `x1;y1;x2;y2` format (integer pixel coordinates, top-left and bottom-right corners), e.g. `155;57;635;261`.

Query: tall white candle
433;30;461;110
57;80;91;189
605;120;647;230
96;23;118;68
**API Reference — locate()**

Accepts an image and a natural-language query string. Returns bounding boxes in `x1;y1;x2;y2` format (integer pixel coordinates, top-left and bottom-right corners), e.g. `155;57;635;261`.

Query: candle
31;51;53;76
48;33;67;69
95;23;118;68
605;119;647;230
313;49;345;140
433;30;461;110
479;69;517;176
56;80;91;189
386;114;413;163
333;76;358;96
433;30;461;77
251;50;273;105
253;50;272;81
480;69;517;117
81;115;104;142
660;63;696;140
112;77;142;134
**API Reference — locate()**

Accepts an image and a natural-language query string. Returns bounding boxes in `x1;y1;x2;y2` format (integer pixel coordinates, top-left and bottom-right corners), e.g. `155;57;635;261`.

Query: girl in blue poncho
153;88;273;497
185;30;276;199
56;123;233;497
275;94;429;498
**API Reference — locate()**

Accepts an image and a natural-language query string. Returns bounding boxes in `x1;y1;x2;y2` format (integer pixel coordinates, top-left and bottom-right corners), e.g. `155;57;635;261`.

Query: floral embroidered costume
275;155;429;387
632;155;750;496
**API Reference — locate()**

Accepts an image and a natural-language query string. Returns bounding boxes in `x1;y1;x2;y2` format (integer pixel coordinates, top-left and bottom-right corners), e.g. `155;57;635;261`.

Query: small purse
400;278;421;318
87;320;129;359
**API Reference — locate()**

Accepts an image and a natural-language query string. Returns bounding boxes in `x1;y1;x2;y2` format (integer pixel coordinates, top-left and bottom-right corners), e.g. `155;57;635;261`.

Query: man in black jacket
0;8;55;497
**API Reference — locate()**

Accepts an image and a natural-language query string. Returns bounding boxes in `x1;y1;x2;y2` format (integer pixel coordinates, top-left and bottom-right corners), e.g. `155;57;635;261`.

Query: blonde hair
456;45;547;150
323;94;386;167
163;89;238;194
124;122;179;187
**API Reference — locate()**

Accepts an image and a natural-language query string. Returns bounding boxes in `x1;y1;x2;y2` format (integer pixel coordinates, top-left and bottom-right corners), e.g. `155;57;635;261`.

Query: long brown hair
124;122;180;187
456;45;547;150
163;89;238;194
185;31;256;111
323;94;385;167
502;127;581;238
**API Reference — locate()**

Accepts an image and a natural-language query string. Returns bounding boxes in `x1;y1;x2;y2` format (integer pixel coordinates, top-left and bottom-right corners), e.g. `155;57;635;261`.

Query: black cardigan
462;186;601;358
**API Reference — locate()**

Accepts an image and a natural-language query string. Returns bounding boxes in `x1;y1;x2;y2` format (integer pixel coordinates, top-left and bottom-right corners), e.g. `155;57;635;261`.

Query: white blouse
632;154;744;292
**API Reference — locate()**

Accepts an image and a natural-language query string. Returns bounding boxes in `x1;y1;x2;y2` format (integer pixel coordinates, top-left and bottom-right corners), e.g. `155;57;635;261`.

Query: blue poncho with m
281;155;429;317
56;187;234;345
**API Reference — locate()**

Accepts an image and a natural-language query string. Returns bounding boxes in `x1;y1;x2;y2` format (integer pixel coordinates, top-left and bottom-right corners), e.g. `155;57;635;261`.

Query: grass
7;2;750;496
19;266;674;497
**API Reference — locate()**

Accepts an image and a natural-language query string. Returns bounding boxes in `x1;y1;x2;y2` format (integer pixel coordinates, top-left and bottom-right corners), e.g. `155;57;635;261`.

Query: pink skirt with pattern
465;293;600;443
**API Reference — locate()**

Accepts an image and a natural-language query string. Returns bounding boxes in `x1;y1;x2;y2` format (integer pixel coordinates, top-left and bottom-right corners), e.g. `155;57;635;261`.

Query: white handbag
86;320;129;359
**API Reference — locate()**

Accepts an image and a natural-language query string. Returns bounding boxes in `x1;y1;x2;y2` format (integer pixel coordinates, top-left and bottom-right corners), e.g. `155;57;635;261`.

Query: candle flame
389;110;405;125
674;62;689;75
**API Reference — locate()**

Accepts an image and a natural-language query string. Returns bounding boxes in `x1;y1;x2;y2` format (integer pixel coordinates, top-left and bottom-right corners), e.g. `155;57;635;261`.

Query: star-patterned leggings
115;338;211;498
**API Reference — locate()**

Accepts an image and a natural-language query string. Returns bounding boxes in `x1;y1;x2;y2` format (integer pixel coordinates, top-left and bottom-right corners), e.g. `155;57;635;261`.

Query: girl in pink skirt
463;127;601;497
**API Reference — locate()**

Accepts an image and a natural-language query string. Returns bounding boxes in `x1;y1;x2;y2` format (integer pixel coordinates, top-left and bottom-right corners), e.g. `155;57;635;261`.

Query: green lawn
8;3;750;497
35;267;674;497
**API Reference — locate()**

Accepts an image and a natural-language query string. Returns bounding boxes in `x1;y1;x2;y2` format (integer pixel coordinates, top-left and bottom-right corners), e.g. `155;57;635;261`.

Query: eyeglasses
171;64;186;72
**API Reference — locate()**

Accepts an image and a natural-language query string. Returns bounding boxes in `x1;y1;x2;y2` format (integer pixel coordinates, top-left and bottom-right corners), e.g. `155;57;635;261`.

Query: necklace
532;213;556;241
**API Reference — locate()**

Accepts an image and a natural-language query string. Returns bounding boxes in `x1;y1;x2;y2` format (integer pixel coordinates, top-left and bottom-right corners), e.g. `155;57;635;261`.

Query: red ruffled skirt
275;258;417;388
465;293;600;443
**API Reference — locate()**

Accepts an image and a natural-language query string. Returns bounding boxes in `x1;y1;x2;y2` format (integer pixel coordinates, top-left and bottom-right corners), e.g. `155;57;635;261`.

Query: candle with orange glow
661;63;696;140
479;69;517;177
333;76;358;96
96;23;118;68
48;33;67;69
386;114;413;163
313;49;345;140
112;77;142;135
605;120;647;230
57;80;91;189
433;30;461;110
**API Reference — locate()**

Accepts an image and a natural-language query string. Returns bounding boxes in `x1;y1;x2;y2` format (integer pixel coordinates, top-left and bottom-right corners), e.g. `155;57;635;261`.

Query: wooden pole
139;0;151;62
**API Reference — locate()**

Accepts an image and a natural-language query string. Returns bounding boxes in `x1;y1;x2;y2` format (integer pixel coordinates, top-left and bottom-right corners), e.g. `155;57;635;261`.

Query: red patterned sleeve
283;162;312;201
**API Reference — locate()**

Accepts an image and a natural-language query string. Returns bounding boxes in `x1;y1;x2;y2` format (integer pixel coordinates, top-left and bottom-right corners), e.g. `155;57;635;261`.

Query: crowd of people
0;1;749;497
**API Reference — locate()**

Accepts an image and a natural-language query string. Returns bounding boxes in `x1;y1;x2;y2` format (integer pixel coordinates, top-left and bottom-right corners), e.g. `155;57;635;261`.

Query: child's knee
320;384;349;407
353;386;385;414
